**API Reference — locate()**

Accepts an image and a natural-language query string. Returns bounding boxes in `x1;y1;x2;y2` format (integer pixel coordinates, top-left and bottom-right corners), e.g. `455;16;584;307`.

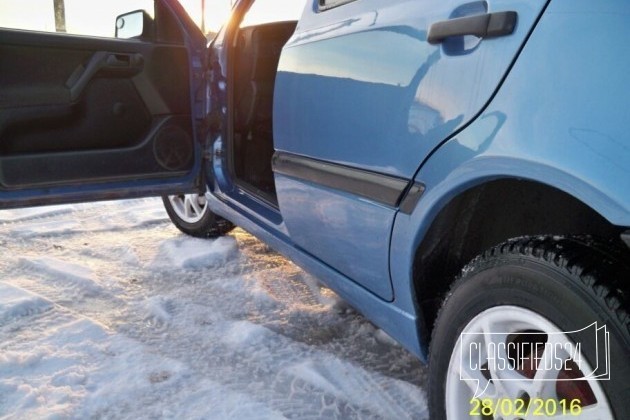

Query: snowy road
0;198;428;419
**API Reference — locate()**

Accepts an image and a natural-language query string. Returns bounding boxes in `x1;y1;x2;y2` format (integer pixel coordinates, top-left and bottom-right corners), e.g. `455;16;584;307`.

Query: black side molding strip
272;152;410;207
399;182;426;214
622;230;630;250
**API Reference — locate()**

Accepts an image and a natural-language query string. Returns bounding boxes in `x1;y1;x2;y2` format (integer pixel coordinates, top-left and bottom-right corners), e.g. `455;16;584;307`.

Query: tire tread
435;235;630;353
428;234;630;418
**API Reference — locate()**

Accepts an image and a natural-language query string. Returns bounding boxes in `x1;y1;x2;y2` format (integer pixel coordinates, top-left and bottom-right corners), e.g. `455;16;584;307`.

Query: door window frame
317;0;357;12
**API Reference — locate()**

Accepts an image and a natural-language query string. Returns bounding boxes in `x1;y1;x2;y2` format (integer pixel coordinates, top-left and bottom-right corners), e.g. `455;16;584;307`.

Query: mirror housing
115;10;153;40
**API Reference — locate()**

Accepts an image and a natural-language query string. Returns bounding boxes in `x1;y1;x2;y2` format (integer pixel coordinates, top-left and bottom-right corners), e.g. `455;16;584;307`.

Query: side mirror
115;10;153;39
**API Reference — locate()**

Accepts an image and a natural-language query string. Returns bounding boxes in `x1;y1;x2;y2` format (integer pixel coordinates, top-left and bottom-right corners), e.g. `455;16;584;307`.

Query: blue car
1;0;628;417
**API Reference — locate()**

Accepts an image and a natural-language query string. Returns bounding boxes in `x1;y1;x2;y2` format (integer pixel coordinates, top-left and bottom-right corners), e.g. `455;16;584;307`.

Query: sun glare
0;0;232;37
178;0;232;35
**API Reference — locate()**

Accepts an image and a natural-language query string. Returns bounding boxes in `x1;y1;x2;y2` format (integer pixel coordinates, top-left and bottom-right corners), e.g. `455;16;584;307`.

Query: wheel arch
400;175;629;353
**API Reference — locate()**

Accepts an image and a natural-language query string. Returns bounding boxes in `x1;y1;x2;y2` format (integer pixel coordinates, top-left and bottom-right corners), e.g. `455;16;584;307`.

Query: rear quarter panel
390;0;630;320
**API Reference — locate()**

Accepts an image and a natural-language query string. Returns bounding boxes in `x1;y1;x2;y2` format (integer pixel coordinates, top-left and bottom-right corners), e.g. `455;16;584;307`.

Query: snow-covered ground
0;198;428;419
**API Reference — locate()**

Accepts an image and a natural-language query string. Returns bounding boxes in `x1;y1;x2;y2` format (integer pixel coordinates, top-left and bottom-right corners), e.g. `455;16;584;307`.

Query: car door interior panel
0;27;193;188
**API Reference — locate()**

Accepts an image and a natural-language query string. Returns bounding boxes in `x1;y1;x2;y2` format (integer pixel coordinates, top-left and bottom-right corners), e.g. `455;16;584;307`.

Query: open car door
0;0;208;209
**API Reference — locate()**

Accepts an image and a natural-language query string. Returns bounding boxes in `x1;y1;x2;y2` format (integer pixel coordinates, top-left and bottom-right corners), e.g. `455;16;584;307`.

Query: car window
0;0;153;37
318;0;356;11
240;0;306;28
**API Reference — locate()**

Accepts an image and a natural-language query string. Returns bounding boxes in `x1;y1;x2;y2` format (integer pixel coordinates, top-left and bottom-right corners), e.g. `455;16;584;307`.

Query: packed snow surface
0;198;428;419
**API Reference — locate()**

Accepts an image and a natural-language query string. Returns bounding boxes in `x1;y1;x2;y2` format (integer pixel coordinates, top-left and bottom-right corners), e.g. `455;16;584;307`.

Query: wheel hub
167;193;208;224
445;306;612;419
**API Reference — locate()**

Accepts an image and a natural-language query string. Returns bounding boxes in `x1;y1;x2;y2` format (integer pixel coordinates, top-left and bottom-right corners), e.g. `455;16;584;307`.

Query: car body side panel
275;0;548;178
390;0;630;338
205;190;423;358
274;174;396;299
273;0;547;300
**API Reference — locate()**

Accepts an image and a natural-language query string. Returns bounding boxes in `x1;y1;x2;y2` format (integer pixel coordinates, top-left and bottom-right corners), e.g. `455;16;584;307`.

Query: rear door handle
428;11;517;45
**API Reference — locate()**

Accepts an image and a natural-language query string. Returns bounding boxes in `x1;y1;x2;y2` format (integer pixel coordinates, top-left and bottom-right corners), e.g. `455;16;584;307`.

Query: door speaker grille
153;124;193;171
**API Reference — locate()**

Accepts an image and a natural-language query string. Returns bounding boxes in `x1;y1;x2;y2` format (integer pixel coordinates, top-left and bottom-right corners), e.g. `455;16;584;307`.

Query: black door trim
272;151;410;207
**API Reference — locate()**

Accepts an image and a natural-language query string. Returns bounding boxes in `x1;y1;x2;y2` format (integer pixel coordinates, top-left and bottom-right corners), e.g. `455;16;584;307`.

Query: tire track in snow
0;283;54;328
113;263;427;419
3;257;126;329
0;199;428;419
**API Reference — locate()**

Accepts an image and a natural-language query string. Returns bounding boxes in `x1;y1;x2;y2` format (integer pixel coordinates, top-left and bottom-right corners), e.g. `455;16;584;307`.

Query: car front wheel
429;236;629;419
162;192;234;238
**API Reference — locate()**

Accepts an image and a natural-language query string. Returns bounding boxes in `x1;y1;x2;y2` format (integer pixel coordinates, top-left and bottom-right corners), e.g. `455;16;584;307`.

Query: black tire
428;236;630;419
162;194;235;238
